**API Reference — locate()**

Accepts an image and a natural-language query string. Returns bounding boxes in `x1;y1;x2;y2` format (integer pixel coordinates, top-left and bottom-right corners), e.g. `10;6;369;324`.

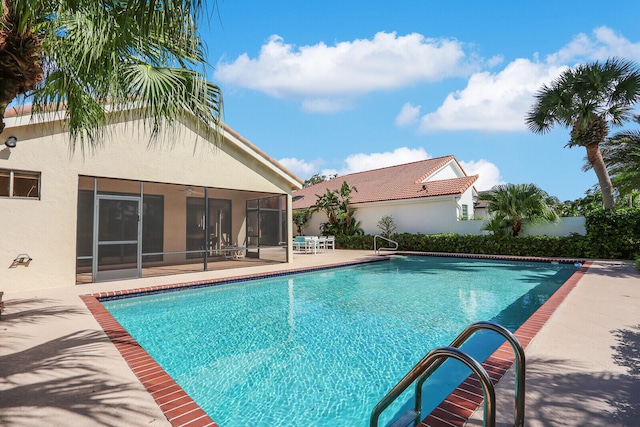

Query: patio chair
293;236;306;252
317;236;328;253
325;236;335;252
304;236;319;254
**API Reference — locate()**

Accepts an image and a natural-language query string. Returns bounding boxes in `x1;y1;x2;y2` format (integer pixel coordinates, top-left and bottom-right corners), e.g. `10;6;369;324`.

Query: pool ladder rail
374;235;399;254
370;321;526;427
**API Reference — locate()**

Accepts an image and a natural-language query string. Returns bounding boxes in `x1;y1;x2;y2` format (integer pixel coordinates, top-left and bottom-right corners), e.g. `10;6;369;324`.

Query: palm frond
2;0;223;150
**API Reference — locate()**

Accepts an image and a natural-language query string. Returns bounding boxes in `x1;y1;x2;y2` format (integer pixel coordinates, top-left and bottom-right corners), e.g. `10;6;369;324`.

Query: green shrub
584;208;640;259
337;209;640;260
340;233;587;258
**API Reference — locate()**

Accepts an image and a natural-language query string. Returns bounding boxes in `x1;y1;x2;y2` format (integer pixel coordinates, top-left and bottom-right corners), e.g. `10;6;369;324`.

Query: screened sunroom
76;176;289;283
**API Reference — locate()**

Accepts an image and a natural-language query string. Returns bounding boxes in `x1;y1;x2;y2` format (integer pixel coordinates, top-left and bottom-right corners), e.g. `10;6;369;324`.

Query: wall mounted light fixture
5;136;17;148
10;253;32;268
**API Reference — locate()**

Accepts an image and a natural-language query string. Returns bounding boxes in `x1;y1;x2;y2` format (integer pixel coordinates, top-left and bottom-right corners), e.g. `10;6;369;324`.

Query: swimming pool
102;255;579;426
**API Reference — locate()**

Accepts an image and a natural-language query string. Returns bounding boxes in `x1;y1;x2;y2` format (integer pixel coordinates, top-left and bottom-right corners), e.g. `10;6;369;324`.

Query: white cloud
395;103;421;127
278;157;321;178
215;32;473;112
418;26;640;133
339;147;431;175
320;168;339;178
459;159;504;191
547;26;640;65
419;59;567;132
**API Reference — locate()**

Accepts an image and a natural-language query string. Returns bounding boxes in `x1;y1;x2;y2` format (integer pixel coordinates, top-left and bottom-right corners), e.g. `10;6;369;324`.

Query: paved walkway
465;260;640;426
1;251;638;426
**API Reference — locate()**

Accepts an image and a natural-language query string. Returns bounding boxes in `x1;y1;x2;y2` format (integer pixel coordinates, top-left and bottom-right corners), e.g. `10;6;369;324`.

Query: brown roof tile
292;156;478;209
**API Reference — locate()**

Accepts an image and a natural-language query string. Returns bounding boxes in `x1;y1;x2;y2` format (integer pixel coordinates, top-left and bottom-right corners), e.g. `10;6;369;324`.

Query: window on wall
0;169;40;199
461;204;468;220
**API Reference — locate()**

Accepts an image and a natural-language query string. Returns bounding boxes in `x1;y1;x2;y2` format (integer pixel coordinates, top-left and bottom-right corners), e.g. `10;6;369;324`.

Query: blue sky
201;0;640;202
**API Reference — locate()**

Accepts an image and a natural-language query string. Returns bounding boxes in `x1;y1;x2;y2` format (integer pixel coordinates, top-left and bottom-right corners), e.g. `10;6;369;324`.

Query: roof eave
3;105;304;191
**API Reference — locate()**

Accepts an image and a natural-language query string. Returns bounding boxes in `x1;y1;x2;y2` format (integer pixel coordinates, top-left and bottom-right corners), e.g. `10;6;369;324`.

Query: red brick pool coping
81;255;590;427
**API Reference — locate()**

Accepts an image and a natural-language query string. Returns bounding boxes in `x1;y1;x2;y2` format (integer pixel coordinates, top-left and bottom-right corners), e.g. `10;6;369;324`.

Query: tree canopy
303;173;337;188
526;58;640;209
0;0;223;151
479;183;559;236
600;115;640;197
309;181;363;236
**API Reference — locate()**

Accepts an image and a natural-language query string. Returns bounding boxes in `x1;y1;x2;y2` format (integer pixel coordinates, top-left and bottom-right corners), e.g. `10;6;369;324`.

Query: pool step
388;409;420;427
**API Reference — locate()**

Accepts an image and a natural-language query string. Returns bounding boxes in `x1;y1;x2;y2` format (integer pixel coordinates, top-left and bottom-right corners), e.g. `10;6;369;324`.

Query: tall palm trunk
512;219;522;237
0;0;43;133
586;142;615;209
571;116;614;209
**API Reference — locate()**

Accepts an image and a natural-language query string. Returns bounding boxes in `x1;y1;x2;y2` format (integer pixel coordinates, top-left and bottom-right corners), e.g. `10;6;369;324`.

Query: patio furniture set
292;236;335;254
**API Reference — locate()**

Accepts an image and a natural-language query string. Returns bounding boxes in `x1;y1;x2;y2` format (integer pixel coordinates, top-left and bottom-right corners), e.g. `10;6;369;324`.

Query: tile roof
292;155;478;209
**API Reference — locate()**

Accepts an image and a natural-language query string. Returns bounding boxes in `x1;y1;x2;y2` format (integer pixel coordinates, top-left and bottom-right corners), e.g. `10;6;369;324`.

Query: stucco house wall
355;197;460;235
302;193;477;237
1;112;301;293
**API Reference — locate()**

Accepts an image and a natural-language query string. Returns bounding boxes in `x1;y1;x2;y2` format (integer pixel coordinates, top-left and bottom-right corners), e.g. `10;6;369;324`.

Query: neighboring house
473;191;490;219
1;107;302;293
292;156;479;236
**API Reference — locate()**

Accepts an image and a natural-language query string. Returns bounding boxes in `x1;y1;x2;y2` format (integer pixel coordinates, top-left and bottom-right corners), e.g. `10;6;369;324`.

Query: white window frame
0;168;41;199
461;204;468;220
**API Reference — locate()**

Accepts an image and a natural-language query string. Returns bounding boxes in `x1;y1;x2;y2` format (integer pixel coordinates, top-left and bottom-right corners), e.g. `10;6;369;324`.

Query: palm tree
310;188;340;226
525;58;640;210
309;181;362;236
0;0;222;150
599;115;640;199
292;209;310;236
479;183;559;236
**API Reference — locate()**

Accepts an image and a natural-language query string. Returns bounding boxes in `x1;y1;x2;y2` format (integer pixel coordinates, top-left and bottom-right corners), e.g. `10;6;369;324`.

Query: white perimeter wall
302;205;585;238
448;217;586;237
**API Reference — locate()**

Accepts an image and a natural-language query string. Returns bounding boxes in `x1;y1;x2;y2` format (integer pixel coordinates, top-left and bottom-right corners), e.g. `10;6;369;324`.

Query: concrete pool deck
1;250;638;426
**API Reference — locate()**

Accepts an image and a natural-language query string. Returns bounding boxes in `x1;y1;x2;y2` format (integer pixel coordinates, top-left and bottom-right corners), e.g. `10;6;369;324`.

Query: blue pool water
103;256;578;426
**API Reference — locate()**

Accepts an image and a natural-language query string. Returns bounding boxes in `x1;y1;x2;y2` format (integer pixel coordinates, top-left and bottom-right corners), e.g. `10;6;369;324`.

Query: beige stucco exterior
0;112;302;293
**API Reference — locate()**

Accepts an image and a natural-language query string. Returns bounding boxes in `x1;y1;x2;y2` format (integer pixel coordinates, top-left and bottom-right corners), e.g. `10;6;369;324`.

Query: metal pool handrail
373;235;398;253
369;321;525;427
369;346;496;427
414;321;525;427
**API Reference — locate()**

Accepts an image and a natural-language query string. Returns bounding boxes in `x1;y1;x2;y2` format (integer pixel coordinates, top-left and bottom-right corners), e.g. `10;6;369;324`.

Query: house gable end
421;159;465;183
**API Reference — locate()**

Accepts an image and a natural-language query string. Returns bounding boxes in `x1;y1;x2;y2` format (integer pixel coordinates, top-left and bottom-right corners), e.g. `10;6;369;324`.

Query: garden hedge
334;208;640;260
